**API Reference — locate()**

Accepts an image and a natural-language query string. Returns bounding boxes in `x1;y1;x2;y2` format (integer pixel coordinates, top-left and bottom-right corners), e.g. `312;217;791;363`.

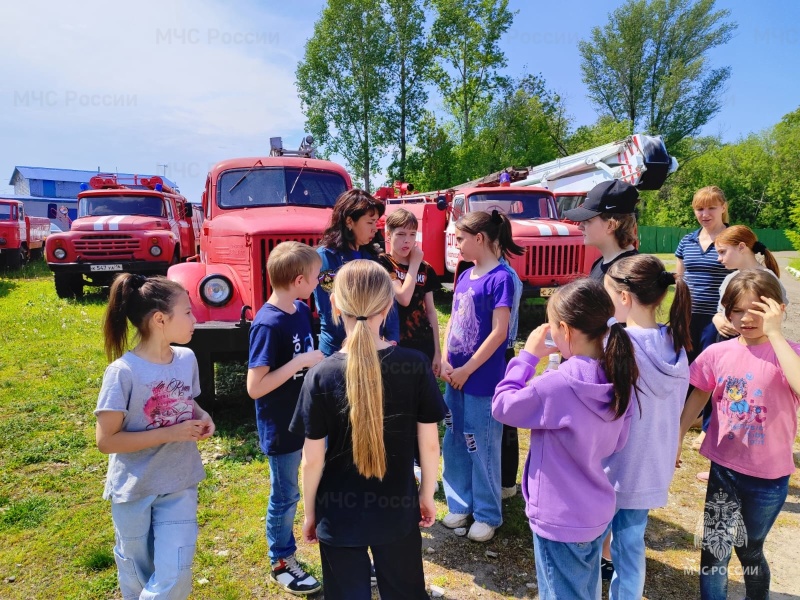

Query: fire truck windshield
468;192;557;220
0;204;11;220
78;195;167;218
217;167;348;208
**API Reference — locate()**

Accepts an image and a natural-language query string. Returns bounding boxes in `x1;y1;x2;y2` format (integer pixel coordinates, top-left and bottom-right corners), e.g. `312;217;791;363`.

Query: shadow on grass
646;514;697;551
782;484;800;514
0;278;17;298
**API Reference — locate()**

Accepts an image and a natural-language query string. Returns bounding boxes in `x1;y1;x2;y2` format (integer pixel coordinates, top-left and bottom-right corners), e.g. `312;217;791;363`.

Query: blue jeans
534;532;603;600
607;509;649;600
700;462;789;600
266;450;302;562
111;486;198;600
442;386;502;527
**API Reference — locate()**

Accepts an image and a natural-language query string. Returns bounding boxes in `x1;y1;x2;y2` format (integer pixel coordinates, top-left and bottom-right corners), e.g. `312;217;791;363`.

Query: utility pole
157;164;168;177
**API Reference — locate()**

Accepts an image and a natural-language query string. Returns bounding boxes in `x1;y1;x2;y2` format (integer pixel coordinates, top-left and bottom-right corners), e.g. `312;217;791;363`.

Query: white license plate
540;287;557;297
90;264;123;272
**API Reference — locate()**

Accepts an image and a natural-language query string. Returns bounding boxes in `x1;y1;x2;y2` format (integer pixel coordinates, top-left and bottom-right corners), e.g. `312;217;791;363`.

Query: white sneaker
441;512;469;529
467;521;496;542
501;485;517;499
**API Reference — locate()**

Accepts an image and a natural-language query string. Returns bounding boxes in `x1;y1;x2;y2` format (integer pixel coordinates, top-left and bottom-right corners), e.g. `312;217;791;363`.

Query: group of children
93;183;798;600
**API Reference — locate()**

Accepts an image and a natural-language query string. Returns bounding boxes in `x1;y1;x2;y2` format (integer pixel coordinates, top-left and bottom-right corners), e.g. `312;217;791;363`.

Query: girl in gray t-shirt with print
95;273;215;600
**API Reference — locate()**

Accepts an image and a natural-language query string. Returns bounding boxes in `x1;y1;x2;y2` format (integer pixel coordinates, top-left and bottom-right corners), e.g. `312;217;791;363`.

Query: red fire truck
0;198;49;269
167;136;351;399
45;174;199;298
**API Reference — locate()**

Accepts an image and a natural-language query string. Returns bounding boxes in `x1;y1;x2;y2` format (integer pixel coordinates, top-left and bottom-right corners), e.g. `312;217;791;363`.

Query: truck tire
5;248;23;270
54;273;84;299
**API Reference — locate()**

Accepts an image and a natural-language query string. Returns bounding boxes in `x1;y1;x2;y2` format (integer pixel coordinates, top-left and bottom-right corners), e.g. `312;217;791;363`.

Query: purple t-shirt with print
447;264;514;396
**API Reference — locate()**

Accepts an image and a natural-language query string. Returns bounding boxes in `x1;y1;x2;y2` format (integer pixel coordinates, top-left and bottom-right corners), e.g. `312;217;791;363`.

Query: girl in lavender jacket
602;255;692;599
492;278;639;600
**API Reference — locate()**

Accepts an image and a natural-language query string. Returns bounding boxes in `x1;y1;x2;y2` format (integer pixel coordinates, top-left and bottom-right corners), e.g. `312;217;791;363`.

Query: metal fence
637;227;796;254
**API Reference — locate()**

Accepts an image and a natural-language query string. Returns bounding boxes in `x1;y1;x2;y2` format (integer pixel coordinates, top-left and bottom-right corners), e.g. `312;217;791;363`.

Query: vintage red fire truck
45;174;199;298
0;198;49;269
167;136;351;399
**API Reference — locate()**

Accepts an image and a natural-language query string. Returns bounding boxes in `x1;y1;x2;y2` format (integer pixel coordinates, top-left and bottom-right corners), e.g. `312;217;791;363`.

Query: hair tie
491;209;503;224
753;241;767;254
355;316;367;321
129;274;147;290
607;316;618;328
658;270;676;287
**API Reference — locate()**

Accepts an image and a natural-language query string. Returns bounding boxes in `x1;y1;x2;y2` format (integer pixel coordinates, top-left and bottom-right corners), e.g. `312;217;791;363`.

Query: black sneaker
271;555;321;596
601;557;615;581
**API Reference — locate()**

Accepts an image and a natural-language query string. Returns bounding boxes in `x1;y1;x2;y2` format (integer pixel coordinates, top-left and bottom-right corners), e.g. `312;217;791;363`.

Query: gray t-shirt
94;347;205;503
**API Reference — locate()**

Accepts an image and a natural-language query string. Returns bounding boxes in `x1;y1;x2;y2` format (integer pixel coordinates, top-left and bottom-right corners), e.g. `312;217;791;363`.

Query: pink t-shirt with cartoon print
690;337;800;479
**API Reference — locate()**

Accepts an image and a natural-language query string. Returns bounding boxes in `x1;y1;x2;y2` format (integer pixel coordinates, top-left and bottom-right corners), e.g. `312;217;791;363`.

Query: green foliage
0;496;50;530
383;0;431;181
579;0;736;148
430;0;515;142
296;0;392;190
403;111;459;190
566;116;634;155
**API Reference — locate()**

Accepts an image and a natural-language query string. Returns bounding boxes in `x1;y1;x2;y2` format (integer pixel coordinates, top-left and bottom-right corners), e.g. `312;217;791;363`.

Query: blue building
4;167;178;231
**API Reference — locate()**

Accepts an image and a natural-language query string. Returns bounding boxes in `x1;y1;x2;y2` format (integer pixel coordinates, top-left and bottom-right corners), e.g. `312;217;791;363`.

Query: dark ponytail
456;210;523;258
548;278;639;419
103;273;187;361
606;254;692;355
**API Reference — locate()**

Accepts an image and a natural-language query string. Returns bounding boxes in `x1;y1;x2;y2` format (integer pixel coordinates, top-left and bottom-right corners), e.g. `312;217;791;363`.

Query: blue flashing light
80;183;89;191
499;172;511;184
154;183;163;192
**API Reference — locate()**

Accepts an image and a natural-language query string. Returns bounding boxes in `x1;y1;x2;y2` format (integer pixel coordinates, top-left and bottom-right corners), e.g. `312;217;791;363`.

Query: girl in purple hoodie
492;278;639;600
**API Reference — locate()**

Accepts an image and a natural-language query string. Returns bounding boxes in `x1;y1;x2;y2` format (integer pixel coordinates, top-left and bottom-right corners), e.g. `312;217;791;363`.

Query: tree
296;0;392;190
565;115;634;155
579;0;737;148
430;0;514;143
384;0;431;182
403;111;458;191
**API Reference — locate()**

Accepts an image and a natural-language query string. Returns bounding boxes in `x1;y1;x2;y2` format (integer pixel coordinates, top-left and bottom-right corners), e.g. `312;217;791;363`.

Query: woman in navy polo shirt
674;186;731;477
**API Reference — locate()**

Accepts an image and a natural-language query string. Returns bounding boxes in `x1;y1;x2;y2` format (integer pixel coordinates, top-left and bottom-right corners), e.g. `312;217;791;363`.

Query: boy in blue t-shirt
247;241;324;596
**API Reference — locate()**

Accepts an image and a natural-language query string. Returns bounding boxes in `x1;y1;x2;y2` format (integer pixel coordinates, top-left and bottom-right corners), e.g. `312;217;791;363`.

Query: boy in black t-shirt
378;209;442;374
247;241;324;596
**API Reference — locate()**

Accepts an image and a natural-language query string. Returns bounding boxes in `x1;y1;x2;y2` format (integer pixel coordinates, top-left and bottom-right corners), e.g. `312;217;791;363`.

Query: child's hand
171;419;208;442
524;324;551;357
300;349;325;370
197;413;215;440
419;493;436;528
440;358;453;382
447;366;471;390
750;296;786;340
432;350;442;377
302;516;318;544
409;245;424;266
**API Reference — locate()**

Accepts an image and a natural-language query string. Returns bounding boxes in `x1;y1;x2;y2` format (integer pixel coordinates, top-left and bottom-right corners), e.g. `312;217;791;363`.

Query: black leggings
319;526;429;600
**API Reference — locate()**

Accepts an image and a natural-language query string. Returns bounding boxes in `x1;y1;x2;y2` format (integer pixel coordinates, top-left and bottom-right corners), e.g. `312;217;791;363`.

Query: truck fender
167;262;247;323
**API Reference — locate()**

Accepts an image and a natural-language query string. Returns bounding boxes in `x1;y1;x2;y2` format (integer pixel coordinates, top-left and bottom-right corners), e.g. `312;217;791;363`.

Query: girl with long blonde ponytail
291;260;446;599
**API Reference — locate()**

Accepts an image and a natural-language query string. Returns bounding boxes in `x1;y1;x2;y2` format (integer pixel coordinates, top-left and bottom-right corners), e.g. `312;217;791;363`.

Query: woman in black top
291;260;446;600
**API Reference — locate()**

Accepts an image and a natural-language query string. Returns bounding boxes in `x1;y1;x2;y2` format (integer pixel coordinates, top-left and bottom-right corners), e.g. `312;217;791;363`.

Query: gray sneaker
271;555;321;596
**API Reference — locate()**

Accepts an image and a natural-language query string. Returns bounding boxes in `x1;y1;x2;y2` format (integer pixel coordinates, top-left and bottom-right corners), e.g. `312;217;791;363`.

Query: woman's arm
448;307;510;390
300;438;326;543
675;257;685;279
96;411;208;454
417;422;439;527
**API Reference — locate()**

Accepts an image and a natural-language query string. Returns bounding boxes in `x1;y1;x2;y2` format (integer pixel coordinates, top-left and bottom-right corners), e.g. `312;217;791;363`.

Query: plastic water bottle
546;353;561;371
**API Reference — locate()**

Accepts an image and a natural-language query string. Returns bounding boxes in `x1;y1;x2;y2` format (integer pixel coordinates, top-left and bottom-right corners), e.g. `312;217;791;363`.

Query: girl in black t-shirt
290;260;446;600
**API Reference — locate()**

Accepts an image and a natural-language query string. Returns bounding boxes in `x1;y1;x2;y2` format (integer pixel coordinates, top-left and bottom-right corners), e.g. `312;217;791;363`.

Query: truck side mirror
185;203;193;218
436;196;447;211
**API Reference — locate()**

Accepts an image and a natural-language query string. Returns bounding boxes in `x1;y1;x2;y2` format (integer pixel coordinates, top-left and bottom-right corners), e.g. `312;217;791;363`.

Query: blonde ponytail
332;260;395;479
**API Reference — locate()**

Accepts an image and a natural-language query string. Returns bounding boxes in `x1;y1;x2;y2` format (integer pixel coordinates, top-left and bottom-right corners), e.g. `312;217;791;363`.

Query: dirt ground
411;251;800;600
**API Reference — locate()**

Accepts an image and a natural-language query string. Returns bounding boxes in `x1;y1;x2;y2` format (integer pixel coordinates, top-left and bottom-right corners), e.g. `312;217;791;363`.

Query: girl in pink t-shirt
678;269;800;600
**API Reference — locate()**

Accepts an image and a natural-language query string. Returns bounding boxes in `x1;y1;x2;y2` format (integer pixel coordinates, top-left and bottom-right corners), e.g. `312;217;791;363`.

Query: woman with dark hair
315;189;399;356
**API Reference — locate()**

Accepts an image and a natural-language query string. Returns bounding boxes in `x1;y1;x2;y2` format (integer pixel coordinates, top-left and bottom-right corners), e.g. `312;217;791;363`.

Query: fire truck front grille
257;236;322;306
74;235;141;257
525;243;586;279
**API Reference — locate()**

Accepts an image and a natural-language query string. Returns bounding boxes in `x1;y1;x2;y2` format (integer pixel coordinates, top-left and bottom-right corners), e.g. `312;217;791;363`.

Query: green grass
789;257;800;272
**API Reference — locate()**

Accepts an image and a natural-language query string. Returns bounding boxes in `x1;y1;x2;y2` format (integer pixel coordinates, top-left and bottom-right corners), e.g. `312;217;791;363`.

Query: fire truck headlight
149;245;162;257
200;275;232;307
53;248;67;259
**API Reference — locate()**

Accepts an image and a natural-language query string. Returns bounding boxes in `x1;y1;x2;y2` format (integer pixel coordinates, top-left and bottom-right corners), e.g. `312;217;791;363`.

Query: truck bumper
47;260;169;284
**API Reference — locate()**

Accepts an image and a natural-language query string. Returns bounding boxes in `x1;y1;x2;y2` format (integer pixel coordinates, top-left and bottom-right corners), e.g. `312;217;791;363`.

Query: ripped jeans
442;386;503;527
111;486;198;600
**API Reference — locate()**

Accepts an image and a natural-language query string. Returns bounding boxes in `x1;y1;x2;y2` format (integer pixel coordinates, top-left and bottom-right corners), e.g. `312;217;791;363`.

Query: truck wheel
30;246;44;261
54;273;84;299
5;249;23;270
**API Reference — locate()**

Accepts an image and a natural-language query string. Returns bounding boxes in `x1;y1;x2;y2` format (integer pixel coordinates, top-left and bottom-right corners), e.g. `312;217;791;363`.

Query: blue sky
1;0;797;201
